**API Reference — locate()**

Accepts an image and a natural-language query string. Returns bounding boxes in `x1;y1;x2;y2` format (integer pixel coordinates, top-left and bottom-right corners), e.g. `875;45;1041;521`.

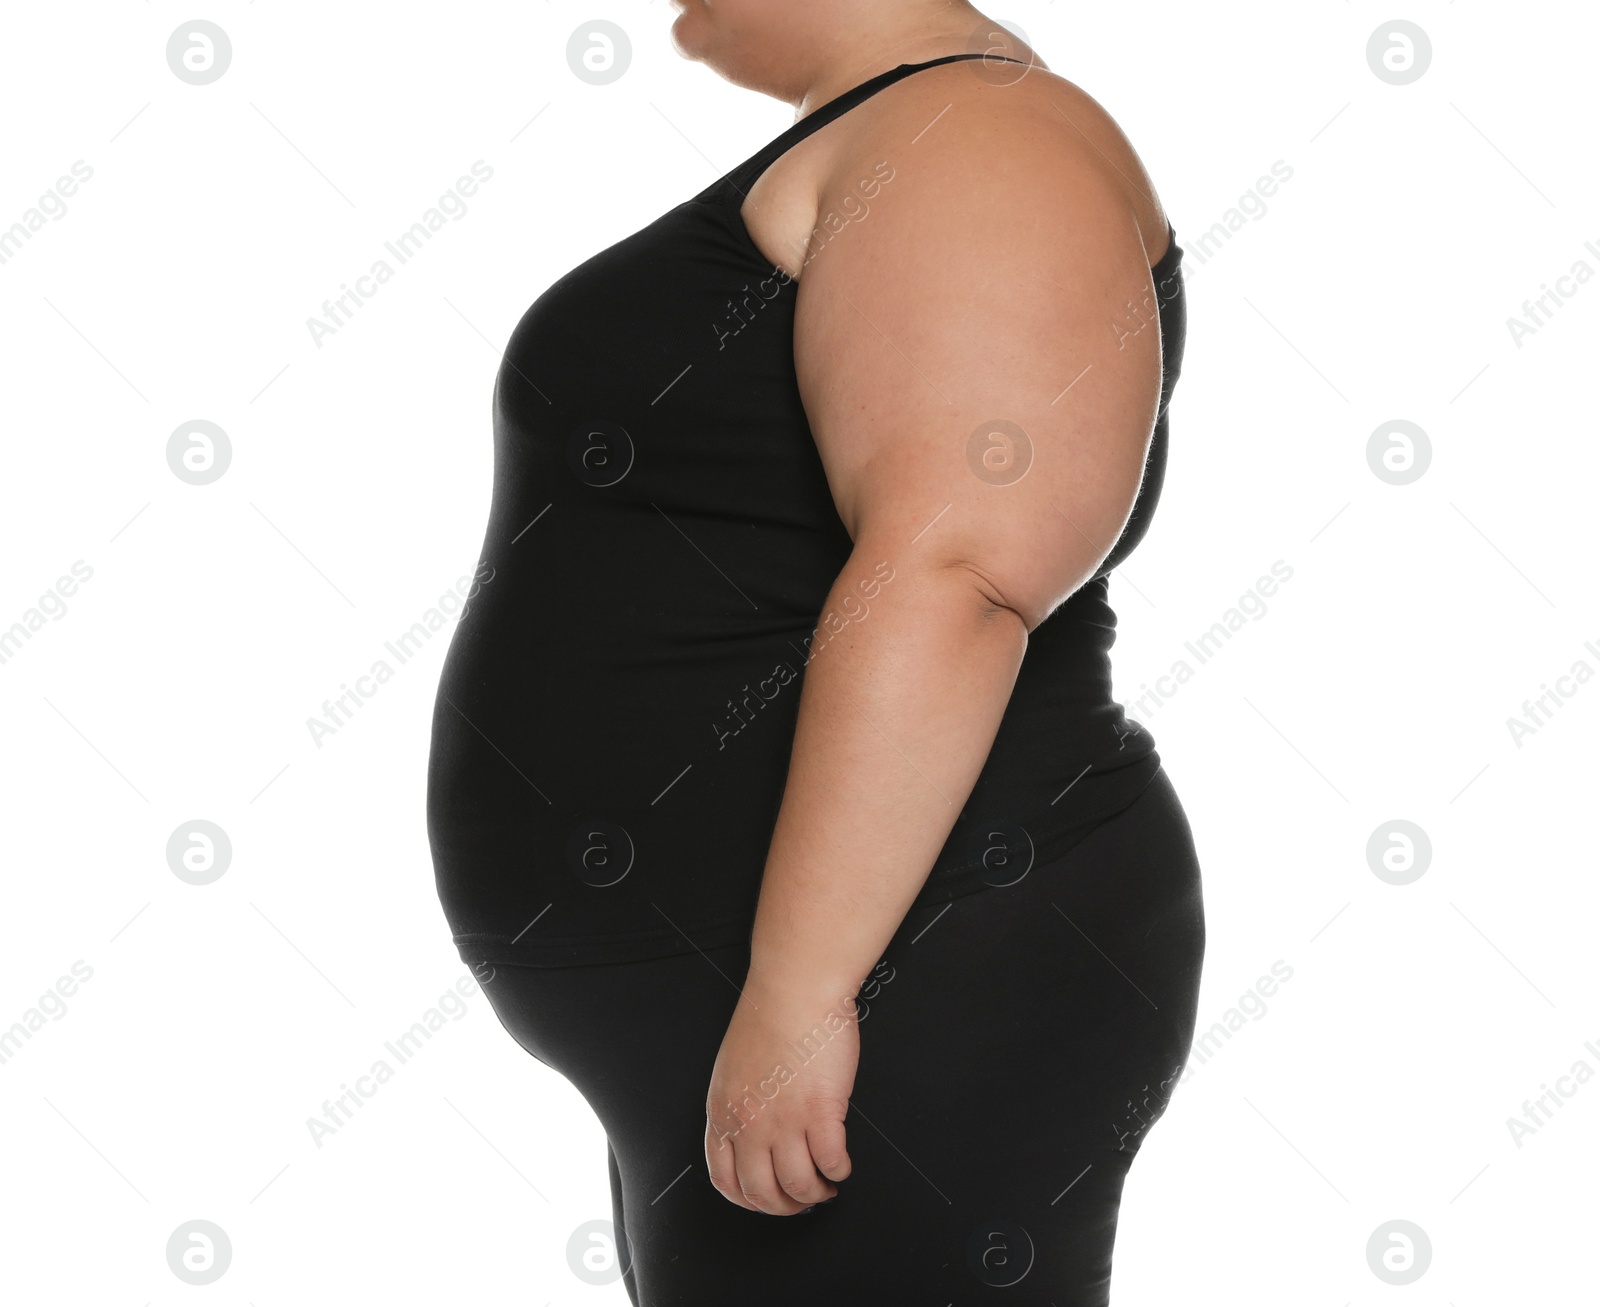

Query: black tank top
428;53;1188;966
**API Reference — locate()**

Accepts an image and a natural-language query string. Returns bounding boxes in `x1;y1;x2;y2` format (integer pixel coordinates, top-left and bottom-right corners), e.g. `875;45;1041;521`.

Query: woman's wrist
742;950;865;1015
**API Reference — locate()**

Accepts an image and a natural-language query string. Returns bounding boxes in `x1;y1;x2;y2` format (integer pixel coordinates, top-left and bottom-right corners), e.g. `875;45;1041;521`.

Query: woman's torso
427;53;1188;967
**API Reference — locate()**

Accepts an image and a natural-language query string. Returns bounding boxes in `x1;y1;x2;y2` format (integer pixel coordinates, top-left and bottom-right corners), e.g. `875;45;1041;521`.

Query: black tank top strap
722;53;1034;198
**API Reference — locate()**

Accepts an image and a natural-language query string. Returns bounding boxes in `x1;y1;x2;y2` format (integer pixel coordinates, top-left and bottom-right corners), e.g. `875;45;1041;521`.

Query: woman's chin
668;12;706;60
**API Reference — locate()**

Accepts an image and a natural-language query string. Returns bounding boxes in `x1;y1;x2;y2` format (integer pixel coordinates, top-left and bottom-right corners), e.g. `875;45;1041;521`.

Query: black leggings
469;765;1205;1305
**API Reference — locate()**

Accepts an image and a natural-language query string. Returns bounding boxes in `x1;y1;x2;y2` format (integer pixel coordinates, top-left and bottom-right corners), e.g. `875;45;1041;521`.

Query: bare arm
745;553;1026;997
751;79;1166;991
705;74;1167;1214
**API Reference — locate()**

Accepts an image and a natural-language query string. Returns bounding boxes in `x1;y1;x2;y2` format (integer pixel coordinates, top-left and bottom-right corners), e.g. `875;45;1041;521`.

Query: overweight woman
427;2;1204;1301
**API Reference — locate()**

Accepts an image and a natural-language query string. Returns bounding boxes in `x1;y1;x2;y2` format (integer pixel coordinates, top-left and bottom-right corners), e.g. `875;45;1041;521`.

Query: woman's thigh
471;765;1205;1305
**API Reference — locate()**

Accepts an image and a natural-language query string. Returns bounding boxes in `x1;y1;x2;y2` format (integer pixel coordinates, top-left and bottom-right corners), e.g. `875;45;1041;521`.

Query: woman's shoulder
820;57;1172;264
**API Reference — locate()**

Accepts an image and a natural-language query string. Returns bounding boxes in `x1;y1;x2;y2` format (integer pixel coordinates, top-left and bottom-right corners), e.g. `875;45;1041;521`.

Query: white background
1;1;1596;1302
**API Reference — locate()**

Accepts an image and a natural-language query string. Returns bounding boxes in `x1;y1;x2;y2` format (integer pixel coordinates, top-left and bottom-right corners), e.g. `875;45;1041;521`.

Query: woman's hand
704;972;858;1214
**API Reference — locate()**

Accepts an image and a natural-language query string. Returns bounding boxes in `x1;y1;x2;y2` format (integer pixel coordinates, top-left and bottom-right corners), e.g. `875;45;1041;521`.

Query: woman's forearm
745;540;1028;1001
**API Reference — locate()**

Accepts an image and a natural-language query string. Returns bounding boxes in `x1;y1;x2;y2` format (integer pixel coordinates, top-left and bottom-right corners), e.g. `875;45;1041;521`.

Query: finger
806;1117;853;1184
771;1132;837;1207
736;1142;808;1216
705;1119;761;1212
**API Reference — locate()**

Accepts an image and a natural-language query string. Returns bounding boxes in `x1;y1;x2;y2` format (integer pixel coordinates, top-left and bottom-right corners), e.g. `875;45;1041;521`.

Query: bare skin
670;0;1172;1216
